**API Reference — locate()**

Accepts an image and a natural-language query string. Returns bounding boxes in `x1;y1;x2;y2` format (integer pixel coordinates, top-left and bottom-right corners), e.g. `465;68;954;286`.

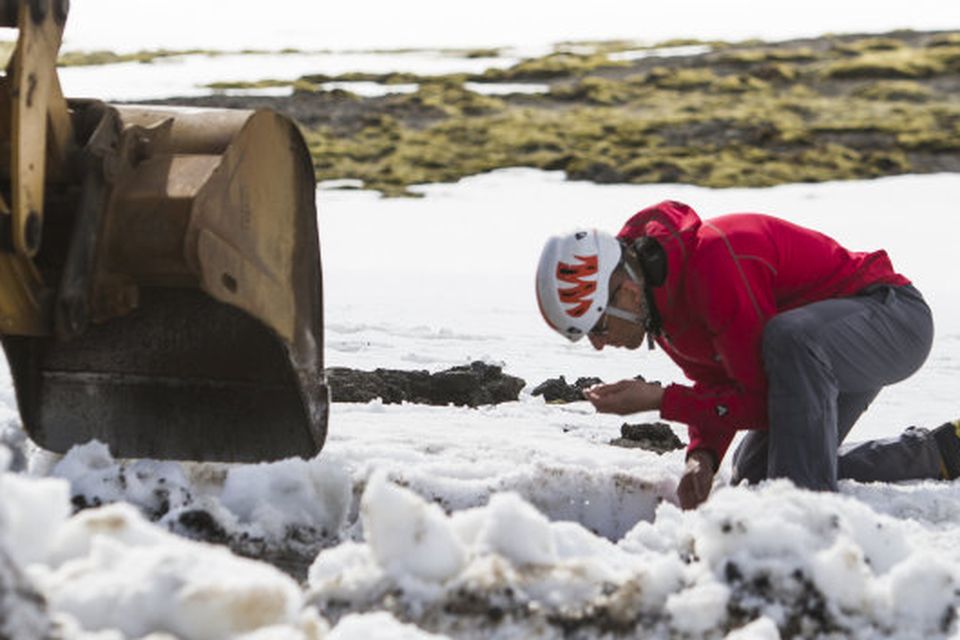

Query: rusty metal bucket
0;1;328;462
4;103;328;462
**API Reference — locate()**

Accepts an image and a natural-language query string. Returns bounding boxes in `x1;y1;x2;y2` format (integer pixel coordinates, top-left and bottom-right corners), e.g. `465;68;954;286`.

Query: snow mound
0;546;49;640
32;503;307;640
1;463;72;566
328;612;450;639
53;440;192;518
362;470;468;583
308;475;960;638
0;456;327;639
219;456;353;542
47;440;356;577
0;454;55;638
50;434;679;577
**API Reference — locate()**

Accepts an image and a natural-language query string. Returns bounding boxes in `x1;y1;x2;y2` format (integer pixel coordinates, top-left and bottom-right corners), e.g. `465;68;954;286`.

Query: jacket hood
616;200;702;318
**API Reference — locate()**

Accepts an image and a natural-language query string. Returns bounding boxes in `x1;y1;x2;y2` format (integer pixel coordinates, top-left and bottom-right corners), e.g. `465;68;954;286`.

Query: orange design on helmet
556;254;598;317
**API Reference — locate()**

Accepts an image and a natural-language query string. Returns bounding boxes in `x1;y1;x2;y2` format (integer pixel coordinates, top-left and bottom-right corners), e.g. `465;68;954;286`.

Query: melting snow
2;170;955;637
4;31;960;635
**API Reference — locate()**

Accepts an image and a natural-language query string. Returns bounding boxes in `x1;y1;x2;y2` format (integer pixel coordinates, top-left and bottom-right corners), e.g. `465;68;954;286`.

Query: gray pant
731;284;936;491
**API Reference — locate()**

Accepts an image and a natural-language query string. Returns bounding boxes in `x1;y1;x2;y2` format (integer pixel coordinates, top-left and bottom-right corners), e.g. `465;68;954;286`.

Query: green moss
290;79;318;94
822;48;946;79
896;119;960;151
550;77;639;104
301;30;960;197
712;74;770;93
58;50;139;66
654;38;714;48
206;79;292;90
835;37;906;54
618;144;910;188
569;40;637;55
57;47;311;67
853;80;933;102
644;67;716;90
300;71;424;85
747;63;799;82
462;48;502;58
717;47;819;65
929;46;960;72
405;80;505;116
57;48;218;66
481;52;627;81
928;33;960;48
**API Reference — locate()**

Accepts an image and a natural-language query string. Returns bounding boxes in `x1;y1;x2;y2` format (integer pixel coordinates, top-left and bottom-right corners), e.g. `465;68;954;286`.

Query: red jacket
617;201;910;464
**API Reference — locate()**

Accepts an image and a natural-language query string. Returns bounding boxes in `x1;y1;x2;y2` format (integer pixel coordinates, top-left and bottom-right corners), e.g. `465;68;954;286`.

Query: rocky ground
140;30;960;196
326;361;525;407
49;362;680;584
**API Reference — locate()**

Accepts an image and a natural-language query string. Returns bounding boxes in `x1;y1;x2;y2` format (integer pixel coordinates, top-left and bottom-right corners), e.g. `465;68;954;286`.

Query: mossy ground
56;48;310;67
142;31;960;196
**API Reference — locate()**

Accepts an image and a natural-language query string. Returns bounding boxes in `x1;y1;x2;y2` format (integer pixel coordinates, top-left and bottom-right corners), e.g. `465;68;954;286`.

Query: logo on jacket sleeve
715;404;729;418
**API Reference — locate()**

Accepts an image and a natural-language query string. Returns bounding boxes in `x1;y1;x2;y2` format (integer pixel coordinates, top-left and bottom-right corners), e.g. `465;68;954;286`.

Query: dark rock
531;376;580;402
531;376;603;403
326;361;525;407
610;422;685;454
430;362;527;407
174;509;230;545
574;377;603;391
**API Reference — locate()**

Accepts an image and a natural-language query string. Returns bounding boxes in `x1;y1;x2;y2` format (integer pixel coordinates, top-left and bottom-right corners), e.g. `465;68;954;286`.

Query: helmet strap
605;304;644;325
622;259;643;286
617;254;659;350
624;240;665;351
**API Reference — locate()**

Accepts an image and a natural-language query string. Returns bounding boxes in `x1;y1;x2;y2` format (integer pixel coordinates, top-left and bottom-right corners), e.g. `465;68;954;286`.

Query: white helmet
536;229;623;342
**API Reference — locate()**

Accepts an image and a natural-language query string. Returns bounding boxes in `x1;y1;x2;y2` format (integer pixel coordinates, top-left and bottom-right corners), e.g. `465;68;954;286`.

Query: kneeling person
536;200;953;509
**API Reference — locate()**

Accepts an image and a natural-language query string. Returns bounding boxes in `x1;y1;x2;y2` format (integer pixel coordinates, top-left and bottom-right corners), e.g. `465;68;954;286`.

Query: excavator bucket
0;2;328;461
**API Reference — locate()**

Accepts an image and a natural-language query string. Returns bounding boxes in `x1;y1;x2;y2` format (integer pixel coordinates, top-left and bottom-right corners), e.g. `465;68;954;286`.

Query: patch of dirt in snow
170;508;337;583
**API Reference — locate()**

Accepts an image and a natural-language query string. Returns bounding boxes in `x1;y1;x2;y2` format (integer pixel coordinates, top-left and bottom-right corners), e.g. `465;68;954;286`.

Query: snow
463;82;550;96
725;617;780;640
52;0;960;101
218;457;352;542
1;178;958;637
35;504;305;639
57;52;518;103
319;82;419;98
61;0;960;53
0;166;956;637
327;613;442;640
360;471;467;584
1;7;960;636
318;170;960;442
608;45;714;62
301;477;960;637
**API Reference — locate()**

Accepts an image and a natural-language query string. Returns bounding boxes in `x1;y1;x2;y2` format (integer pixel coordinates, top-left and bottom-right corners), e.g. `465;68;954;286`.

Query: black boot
932;420;960;480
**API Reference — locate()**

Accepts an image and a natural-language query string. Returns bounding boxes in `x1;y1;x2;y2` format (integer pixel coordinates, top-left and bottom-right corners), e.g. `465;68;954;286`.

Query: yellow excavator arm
0;0;329;461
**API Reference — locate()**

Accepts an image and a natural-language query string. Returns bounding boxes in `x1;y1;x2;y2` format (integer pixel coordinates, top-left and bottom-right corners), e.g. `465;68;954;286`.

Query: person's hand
677;450;716;510
583;379;664;415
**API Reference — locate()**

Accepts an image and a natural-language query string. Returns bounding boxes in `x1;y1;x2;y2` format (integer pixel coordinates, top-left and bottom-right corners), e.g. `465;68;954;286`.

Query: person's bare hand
583;379;664;415
677;450;716;510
